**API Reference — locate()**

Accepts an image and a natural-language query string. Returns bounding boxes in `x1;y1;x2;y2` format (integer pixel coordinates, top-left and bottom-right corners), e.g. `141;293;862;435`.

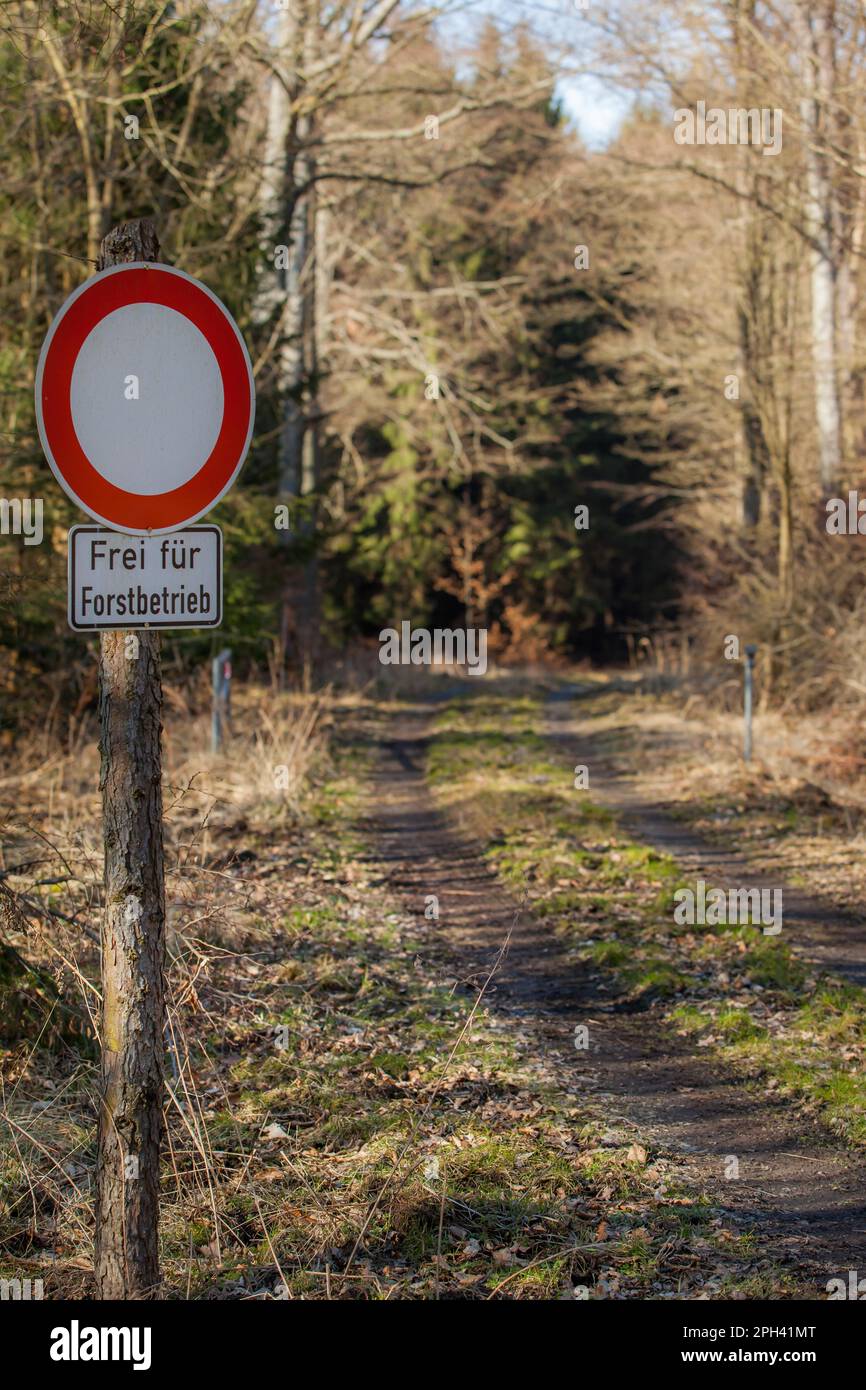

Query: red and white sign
36;263;255;534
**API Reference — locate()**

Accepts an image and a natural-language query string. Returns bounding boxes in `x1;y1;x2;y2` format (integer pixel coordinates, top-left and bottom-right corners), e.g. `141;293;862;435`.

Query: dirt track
361;694;866;1294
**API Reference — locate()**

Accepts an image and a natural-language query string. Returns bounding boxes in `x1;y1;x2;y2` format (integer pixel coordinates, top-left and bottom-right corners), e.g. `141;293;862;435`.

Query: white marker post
744;644;757;763
35;219;255;1299
212;649;232;753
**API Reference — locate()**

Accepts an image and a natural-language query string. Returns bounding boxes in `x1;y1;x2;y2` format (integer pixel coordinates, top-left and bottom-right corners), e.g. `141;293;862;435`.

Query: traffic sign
36;264;255;534
68;524;222;631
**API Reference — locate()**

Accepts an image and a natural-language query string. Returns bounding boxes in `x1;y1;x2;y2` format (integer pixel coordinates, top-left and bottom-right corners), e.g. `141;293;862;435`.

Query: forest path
359;690;866;1294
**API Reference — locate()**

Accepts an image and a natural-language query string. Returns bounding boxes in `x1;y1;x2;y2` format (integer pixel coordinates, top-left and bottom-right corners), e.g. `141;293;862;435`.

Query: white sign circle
36;263;255;534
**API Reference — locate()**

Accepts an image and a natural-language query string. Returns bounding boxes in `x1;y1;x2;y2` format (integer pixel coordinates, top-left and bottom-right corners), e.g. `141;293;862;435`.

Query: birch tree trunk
255;3;296;330
796;0;843;495
254;2;310;505
836;130;863;462
93;218;166;1300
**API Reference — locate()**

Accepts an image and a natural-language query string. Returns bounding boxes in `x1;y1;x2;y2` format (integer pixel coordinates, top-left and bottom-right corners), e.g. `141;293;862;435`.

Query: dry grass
0;683;329;1297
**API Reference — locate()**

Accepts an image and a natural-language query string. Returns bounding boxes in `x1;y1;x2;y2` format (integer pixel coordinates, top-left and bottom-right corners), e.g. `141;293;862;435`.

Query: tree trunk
796;0;843;494
836;156;862;461
254;3;296;329
298;97;321;686
732;1;770;527
253;1;308;505
94;218;166;1301
255;3;321;683
778;453;794;609
738;322;770;526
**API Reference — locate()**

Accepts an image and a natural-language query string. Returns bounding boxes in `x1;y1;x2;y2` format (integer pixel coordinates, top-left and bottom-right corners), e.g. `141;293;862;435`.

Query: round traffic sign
36;263;255;534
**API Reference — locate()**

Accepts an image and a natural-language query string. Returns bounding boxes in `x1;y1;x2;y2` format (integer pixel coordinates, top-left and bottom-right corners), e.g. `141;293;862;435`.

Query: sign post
36;217;254;1299
92;216;166;1302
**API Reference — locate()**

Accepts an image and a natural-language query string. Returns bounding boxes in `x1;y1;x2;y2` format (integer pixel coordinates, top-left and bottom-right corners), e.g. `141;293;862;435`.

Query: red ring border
36;265;254;533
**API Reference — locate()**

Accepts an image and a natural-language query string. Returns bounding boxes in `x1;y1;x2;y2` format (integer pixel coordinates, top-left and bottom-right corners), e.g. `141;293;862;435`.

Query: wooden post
93;218;166;1299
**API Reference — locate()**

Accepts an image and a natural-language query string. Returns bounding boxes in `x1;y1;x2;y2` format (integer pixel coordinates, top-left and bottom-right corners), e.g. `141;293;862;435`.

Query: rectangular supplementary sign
68;525;222;631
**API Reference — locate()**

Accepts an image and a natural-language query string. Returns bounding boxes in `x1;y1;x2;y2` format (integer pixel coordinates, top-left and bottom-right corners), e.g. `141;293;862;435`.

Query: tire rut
548;684;866;988
360;701;866;1292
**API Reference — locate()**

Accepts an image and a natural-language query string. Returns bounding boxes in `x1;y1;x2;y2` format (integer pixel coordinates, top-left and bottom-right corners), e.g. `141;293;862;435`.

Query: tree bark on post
93;218;166;1300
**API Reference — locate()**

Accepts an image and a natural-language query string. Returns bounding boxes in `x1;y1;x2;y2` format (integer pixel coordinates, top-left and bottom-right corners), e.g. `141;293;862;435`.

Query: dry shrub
677;510;866;720
208;692;327;816
489;603;563;666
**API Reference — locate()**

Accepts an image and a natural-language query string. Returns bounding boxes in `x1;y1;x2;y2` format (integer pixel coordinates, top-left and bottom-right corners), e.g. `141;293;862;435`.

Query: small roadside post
212;649;232;753
744;644;757;763
35;218;255;1298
